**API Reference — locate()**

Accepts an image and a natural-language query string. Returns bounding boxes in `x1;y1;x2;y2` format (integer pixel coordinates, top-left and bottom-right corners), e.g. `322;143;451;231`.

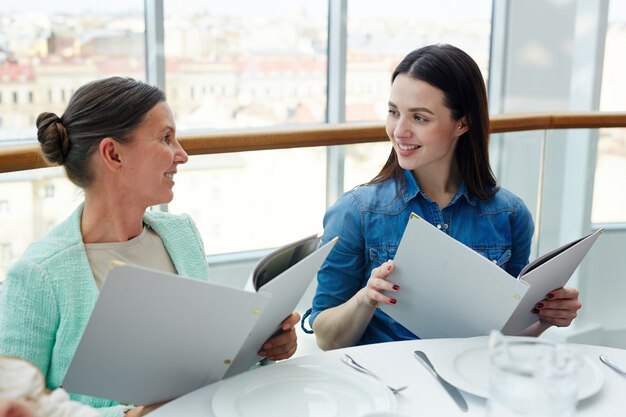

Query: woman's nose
394;117;412;138
174;140;189;164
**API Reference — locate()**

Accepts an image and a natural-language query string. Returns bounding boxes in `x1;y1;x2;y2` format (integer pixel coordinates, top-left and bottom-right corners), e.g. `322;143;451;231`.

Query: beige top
85;225;177;290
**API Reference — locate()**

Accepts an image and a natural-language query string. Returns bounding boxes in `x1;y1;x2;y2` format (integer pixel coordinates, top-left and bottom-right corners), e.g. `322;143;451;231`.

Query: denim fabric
308;170;534;346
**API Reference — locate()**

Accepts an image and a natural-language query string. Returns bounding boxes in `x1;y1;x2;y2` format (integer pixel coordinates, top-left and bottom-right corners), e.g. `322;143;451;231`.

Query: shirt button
437;224;442;229
492;260;498;264
443;224;449;230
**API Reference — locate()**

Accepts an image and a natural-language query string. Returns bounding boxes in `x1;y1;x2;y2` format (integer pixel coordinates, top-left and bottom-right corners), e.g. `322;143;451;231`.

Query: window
595;0;626;223
44;184;55;198
1;243;12;265
0;1;145;143
163;1;328;130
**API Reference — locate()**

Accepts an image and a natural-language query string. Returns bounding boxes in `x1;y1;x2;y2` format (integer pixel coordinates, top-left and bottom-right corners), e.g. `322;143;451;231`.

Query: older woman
0;77;299;417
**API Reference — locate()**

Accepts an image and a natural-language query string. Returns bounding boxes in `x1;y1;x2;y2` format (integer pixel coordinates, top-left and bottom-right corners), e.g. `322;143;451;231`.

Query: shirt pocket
367;246;398;271
472;248;512;269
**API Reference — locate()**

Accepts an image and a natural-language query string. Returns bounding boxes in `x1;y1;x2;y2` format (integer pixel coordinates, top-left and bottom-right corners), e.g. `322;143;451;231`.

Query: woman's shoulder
13;207;84;268
143;210;193;224
477;187;530;214
142;211;201;240
338;178;404;211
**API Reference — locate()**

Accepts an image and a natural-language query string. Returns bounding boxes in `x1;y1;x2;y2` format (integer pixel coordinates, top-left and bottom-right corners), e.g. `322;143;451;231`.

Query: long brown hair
369;44;497;200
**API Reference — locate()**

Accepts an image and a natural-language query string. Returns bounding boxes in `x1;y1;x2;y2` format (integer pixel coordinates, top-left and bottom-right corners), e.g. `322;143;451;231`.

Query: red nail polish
547;293;555;299
393;284;400;290
532;308;539;314
536;302;544;308
390;298;397;304
387;264;392;271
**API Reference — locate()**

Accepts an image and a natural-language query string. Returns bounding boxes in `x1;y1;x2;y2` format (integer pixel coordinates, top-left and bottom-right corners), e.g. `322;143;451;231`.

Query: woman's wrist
124;406;143;417
356;287;378;309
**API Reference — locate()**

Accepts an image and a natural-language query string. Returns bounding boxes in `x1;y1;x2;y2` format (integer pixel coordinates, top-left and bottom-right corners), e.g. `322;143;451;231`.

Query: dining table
149;336;626;417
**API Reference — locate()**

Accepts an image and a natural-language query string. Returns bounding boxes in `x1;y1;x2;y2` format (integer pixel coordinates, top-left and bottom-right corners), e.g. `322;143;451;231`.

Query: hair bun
36;112;70;165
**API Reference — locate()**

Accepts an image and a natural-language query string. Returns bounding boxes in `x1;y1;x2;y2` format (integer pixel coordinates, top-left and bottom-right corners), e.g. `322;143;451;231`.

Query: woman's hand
258;311;301;361
534;287;582;327
125;402;166;417
359;260;400;308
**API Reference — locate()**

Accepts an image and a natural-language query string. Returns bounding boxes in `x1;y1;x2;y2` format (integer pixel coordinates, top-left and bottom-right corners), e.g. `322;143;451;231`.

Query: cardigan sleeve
0;260;58;378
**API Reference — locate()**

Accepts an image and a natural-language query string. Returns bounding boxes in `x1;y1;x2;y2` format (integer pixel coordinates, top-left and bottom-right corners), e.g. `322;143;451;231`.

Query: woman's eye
413;114;425;122
163;135;171;144
387;109;398;117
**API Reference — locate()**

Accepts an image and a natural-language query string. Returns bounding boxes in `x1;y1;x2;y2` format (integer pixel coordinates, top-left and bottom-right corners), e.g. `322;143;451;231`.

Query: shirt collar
402;169;477;207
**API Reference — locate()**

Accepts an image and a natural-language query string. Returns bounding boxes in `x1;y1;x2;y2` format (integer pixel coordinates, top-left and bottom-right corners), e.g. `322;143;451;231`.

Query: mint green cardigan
0;205;210;417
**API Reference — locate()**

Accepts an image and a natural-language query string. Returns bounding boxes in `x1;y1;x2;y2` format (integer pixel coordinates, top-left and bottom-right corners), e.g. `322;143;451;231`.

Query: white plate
433;337;604;400
212;363;396;417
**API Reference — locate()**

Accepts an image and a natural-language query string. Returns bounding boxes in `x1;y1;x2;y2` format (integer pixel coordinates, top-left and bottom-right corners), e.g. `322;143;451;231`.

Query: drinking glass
486;331;581;417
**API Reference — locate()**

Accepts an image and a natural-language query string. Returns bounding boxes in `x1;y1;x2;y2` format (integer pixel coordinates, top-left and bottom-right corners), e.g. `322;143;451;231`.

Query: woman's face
118;101;188;207
386;74;466;177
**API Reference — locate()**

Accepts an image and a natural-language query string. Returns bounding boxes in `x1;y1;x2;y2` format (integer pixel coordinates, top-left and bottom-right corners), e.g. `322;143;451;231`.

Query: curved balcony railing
1;112;626;174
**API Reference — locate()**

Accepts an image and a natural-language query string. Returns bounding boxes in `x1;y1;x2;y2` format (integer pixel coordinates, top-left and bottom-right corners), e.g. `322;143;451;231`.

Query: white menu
379;213;602;339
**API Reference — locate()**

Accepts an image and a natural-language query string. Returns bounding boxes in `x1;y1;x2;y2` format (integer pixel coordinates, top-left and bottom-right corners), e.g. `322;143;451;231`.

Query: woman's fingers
363;261;399;307
534;287;581;327
258;311;300;360
258;327;297;360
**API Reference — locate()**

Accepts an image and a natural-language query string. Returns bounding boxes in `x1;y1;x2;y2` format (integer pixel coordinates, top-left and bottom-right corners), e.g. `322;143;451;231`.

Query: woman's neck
413;163;462;209
81;189;147;244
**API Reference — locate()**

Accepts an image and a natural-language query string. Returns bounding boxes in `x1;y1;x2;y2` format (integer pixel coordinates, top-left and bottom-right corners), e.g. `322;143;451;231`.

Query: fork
600;354;626;377
341;353;408;394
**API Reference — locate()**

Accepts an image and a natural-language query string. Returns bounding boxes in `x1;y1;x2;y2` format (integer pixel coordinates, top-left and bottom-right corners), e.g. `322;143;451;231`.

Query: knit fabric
0;204;210;417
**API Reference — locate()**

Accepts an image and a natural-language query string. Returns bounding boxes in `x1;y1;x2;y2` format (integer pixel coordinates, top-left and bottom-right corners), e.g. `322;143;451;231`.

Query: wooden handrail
1;112;625;174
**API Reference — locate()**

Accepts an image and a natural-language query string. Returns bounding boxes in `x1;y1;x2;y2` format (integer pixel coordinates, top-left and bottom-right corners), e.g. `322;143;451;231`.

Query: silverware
341;354;408;395
600;354;626;377
414;350;468;412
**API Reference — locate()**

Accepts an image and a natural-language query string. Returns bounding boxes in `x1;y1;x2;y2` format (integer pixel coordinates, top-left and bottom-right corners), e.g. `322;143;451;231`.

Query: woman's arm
506;198;534;277
307;193;373;350
313;261;398;350
0;261;57;377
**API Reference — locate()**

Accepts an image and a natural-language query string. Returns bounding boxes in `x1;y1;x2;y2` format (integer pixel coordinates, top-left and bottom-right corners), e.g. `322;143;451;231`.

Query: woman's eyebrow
387;101;434;114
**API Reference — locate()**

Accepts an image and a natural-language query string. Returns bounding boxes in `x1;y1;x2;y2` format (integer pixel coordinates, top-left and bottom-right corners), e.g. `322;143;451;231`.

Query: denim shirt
308;170;534;346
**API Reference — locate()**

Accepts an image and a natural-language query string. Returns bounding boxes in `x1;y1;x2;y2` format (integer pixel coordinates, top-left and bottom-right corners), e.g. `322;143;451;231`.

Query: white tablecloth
150;338;626;416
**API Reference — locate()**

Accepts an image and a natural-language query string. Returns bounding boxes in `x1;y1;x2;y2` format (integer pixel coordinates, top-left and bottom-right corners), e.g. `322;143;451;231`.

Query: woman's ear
456;118;469;136
98;138;123;171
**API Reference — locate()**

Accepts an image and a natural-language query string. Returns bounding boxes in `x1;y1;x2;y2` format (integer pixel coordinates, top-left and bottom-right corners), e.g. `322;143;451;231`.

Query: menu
379;213;602;339
62;235;337;405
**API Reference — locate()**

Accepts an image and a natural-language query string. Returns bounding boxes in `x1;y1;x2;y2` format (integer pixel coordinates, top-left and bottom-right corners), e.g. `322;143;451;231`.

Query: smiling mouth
397;143;420;151
164;173;175;180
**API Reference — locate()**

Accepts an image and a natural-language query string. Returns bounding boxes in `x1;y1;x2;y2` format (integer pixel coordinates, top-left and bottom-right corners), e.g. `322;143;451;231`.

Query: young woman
306;44;582;350
0;77;299;417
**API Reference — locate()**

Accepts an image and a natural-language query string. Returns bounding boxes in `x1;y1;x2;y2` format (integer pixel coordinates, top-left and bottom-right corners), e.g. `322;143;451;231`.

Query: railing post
144;0;168;212
325;0;348;207
144;0;165;89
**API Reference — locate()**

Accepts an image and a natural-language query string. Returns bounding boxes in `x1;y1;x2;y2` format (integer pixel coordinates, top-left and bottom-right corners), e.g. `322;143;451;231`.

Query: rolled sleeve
309;192;367;326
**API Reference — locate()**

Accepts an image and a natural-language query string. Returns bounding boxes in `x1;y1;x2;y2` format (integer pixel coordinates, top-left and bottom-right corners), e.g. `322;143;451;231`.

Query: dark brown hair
36;77;165;188
369;44;498;200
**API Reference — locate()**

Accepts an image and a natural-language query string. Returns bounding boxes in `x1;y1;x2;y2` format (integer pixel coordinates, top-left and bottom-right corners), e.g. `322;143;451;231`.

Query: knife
414;350;468;412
